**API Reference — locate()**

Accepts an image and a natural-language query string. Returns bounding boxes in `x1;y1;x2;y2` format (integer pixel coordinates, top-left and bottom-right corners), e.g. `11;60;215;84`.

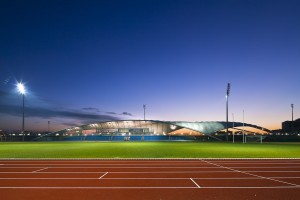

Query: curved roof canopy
61;120;270;135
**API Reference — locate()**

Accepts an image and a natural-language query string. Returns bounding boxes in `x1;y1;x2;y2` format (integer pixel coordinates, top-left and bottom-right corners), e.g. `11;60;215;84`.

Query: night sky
1;0;299;132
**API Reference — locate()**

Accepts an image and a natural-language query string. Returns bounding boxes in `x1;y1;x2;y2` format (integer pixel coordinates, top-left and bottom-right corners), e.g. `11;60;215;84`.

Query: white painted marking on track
32;168;48;173
0;165;300;169
3;170;300;174
0;177;300;180
99;172;108;179
0;171;235;174
0;166;225;169
0;178;99;180
0;186;198;189
201;160;300;187
190;178;201;188
0;186;298;189
2;166;300;169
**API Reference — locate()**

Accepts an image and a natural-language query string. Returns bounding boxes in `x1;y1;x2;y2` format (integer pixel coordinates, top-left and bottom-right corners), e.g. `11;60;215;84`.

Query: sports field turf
0;142;299;158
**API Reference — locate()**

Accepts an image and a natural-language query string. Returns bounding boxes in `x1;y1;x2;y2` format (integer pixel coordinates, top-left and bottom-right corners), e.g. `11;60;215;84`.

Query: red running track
0;159;299;200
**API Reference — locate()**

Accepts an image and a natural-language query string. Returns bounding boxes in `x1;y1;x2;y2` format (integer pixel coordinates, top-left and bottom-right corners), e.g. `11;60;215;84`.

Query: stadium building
41;120;270;142
282;118;300;133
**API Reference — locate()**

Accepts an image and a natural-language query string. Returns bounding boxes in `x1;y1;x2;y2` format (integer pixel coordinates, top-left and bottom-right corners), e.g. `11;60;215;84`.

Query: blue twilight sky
0;0;299;131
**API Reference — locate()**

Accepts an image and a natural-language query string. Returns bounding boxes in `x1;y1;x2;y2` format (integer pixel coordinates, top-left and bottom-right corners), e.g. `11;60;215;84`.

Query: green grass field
0;142;299;158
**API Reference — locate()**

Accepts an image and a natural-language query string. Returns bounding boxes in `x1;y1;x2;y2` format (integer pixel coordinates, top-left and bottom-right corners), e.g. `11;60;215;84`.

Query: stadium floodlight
226;83;230;142
17;82;26;95
226;82;230;98
17;82;26;141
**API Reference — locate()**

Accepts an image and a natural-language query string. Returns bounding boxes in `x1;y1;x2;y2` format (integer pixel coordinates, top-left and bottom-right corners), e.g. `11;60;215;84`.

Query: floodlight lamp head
17;82;26;95
226;83;230;96
291;104;294;108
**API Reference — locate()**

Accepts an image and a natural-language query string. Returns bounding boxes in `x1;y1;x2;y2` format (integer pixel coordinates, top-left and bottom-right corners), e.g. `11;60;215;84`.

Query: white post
242;110;245;144
232;113;234;143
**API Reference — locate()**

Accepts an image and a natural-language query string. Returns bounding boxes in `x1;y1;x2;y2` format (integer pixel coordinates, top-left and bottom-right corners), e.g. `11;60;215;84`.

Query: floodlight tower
17;82;26;141
226;83;230;142
143;104;146;120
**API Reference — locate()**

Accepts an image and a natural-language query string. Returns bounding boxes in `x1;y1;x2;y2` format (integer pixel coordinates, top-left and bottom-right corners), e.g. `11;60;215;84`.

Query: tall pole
242;109;245;144
143;104;146;121
17;82;26;142
232;113;234;143
142;104;146;141
48;121;50;133
226;83;230;142
22;93;25;141
291;104;294;133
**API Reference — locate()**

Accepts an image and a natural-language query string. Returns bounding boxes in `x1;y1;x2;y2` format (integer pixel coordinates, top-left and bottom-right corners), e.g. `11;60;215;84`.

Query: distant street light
17;82;26;141
226;83;230;142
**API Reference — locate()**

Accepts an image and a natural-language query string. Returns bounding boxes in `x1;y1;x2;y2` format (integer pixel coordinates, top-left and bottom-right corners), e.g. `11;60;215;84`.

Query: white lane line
0;171;234;174
1;166;300;169
0;178;98;180
2;171;300;174
0;177;300;180
0;167;225;169
0;163;210;165
0;186;298;189
32;168;48;173
201;160;300;187
0;187;197;189
190;178;201;188
99;172;108;179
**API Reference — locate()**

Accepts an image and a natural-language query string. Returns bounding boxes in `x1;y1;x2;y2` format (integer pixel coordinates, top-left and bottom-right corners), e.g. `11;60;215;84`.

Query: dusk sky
1;0;299;132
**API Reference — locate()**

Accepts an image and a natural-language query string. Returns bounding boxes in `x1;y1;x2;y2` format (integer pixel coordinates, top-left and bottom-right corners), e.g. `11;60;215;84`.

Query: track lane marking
0;166;225;169
190;178;201;188
32;168;48;173
201;160;300;187
2;171;300;174
99;172;108;179
0;186;298;189
1;166;300;169
0;177;300;180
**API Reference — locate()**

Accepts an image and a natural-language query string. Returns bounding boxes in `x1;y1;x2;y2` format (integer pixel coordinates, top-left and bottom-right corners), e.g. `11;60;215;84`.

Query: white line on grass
99;172;108;179
190;178;201;188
